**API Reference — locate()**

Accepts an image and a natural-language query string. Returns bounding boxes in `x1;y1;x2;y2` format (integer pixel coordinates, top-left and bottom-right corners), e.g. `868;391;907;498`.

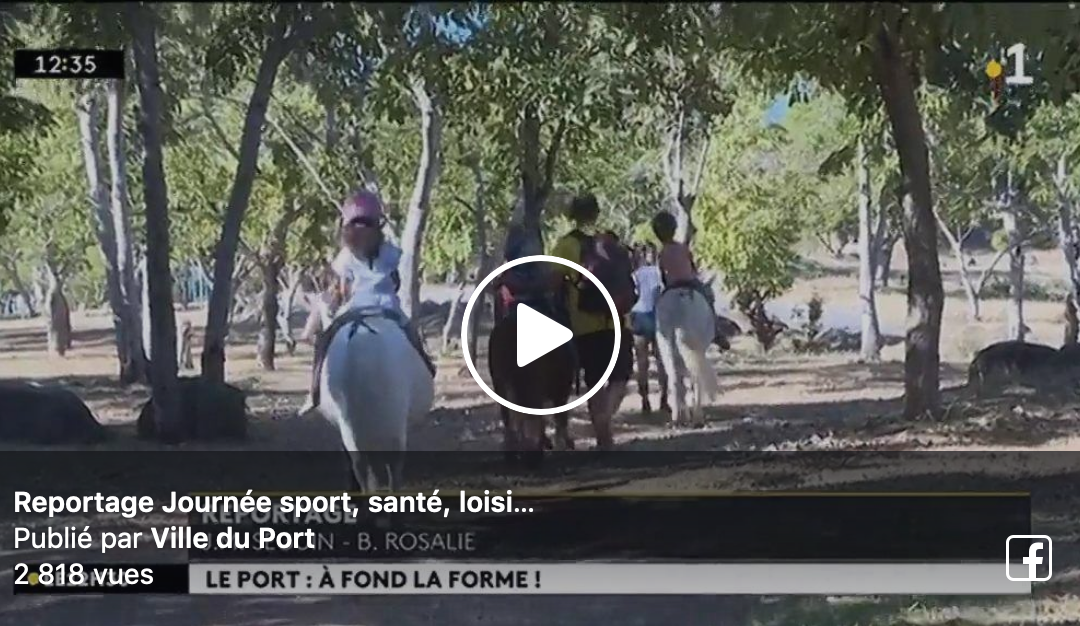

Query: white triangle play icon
516;303;574;367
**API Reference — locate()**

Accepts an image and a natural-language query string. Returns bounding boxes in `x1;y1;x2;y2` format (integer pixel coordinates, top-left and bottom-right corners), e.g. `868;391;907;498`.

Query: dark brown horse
488;298;576;465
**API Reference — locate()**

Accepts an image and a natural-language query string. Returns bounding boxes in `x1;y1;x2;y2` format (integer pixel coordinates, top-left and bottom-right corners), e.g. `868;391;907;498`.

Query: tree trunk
398;78;443;320
467;161;488;363
518;103;545;244
873;22;944;420
139;255;152;361
202;22;294;384
128;4;182;441
77;88;134;379
2;258;36;317
45;267;72;357
1054;153;1080;344
256;259;281;370
255;201;295;370
936;219;982;321
661;106;709;245
441;277;467;354
875;233;897;287
1002;189;1026;342
279;266;302;355
1066;296;1079;345
665;108;691;243
106;77;148;383
856;137;882;362
177;319;195;371
872;202;896;287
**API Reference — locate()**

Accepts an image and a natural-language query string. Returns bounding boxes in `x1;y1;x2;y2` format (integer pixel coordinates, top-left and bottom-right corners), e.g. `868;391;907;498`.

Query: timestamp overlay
13;48;124;80
3;452;1069;596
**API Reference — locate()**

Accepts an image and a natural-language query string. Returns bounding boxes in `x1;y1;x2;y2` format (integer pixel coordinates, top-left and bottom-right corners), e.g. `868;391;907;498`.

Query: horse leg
553;413;573;450
634;335;652;414
690;357;704;428
653;339;670;413
342;444;363;493
519;413;545;468
655;327;685;426
495;379;521;464
672;355;687;426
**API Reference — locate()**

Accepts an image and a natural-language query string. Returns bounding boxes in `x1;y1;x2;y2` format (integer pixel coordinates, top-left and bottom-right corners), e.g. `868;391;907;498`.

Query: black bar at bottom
13;563;188;594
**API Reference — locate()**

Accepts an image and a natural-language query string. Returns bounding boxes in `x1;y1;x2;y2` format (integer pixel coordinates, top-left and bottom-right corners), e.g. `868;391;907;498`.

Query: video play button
516;303;574;367
459;254;622;416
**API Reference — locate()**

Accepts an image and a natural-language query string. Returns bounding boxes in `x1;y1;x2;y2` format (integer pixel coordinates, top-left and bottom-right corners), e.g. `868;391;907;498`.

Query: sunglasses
344;216;384;229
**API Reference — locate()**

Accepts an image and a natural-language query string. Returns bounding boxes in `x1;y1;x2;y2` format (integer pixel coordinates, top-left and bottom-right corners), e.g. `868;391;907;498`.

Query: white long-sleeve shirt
631;265;663;314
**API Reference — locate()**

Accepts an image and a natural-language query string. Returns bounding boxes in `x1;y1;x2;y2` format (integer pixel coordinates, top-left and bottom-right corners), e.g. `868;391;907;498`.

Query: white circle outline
459;254;621;416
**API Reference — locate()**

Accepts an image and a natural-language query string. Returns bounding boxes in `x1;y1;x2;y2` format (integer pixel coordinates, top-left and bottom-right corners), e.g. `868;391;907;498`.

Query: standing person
549;193;635;450
629;243;668;414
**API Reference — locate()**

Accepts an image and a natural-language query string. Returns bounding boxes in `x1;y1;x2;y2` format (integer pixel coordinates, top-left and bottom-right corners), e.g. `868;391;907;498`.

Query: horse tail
675;327;719;401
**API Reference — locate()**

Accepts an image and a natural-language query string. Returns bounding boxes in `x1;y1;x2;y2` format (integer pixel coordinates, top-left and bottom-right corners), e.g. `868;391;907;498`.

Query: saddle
326;306;390;340
663;279;714;306
310;306;430;408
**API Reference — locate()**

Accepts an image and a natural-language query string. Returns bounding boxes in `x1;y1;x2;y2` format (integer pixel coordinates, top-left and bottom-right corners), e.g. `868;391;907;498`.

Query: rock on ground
0;380;106;444
967;340;1067;396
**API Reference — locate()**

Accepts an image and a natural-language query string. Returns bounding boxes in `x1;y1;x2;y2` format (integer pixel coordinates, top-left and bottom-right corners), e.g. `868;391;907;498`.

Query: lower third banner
188;562;1025;596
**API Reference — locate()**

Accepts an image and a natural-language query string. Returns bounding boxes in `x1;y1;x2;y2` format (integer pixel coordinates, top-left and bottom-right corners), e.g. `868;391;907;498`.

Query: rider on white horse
298;189;435;418
652;211;720;426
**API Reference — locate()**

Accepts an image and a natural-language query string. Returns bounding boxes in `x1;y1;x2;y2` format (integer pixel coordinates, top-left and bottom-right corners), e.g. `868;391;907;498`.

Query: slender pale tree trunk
77;89;132;376
128;4;182;440
937;221;982;321
1000;170;1026;342
44;263;72;357
1054;153;1080;345
398;78;443;320
139;255;152;361
106;77;148;382
856;136;882;361
202;20;296;384
873;21;944;419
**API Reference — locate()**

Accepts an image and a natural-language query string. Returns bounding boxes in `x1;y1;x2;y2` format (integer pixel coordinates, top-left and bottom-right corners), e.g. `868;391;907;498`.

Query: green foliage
0;96;93;280
0;125;37;237
693;90;812;304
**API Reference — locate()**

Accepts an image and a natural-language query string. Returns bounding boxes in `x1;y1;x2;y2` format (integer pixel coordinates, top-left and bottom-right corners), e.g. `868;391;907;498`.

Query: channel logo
1005;535;1052;582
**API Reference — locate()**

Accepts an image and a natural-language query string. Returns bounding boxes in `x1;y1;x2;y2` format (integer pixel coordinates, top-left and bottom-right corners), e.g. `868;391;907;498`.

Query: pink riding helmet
339;188;385;225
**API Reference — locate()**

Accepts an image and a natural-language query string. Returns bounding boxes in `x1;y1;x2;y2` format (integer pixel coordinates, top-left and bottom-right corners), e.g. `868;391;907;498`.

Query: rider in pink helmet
339;188;385;226
298;187;435;418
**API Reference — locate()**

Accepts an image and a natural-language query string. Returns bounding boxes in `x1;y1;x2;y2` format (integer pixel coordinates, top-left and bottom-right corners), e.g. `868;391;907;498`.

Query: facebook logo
1006;535;1053;581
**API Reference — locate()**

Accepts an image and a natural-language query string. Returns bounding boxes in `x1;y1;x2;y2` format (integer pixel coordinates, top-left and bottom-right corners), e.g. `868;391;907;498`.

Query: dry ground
1;249;1078;625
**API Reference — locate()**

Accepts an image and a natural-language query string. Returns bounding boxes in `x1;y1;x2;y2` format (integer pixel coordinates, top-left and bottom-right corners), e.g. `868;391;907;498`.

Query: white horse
309;301;434;493
654;286;719;427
